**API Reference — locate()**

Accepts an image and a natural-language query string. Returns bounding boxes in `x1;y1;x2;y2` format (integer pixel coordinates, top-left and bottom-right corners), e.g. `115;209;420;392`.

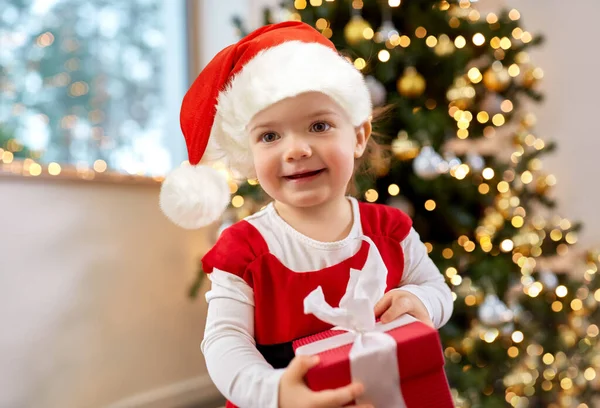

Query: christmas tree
192;1;600;406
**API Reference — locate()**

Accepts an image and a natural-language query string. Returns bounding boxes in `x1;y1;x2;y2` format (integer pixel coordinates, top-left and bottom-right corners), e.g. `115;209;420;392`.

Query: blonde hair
347;104;396;197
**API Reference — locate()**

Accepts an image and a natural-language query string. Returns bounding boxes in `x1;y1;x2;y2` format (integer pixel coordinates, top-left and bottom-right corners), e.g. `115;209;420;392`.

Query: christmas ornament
375;19;398;43
501;322;515;336
391;131;419;160
521;66;543;89
434;34;455;56
467;152;485;171
397;67;426;98
586;249;600;264
344;14;372;45
446;76;475;109
478;293;514;326
538;269;558;290
413;145;443;179
443;151;462;173
483;64;511;92
365;75;387;107
535;174;550;194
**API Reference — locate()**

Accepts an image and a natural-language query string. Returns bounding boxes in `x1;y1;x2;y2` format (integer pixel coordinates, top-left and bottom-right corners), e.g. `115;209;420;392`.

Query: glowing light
555;285;568;298
500;239;514;252
426;35;438;47
378;50;390;62
93;160;107;173
354;58;366;70
454;36;466;48
388;184;400;196
512;331;524;343
48;162;62;176
29;163;42;176
472;33;485;46
231;195;244;207
365;189;379;202
482;168;494;180
468;68;483;83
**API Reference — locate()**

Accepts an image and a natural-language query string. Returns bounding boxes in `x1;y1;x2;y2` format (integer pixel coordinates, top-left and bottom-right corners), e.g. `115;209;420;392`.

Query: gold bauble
344;15;372;45
483;66;511;92
535;176;549;195
397;67;426;98
434;35;455;56
446;76;475;109
391;131;420;160
586;249;600;264
521;67;543;89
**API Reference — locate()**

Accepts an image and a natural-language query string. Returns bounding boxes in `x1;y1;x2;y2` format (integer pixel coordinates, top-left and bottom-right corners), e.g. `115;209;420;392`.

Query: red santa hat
159;21;372;229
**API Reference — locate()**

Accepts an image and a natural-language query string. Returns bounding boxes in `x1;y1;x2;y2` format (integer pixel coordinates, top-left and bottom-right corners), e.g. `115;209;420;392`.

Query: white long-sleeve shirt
201;197;453;408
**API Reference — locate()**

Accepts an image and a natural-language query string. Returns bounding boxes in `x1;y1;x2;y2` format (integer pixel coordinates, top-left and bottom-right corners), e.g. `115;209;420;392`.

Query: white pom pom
159;163;230;229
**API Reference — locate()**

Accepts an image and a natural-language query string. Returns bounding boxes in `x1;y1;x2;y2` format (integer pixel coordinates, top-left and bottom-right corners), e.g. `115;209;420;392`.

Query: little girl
160;21;453;408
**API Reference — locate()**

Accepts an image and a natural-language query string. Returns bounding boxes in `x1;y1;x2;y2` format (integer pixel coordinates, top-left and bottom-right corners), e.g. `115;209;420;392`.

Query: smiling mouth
284;169;326;180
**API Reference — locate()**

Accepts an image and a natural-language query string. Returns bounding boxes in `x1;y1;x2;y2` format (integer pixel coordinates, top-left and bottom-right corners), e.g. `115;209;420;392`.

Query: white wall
0;177;220;408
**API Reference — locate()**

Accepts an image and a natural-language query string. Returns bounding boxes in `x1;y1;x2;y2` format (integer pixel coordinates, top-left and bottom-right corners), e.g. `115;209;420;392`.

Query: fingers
313;382;366;408
380;296;412;323
286;355;320;381
373;292;392;317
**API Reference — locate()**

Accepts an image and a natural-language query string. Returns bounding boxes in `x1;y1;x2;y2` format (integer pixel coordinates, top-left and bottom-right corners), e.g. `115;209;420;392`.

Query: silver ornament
365;76;387;107
413;146;444;180
444;152;462;172
539;269;558;290
478;294;514;326
467;152;485;172
375;19;399;43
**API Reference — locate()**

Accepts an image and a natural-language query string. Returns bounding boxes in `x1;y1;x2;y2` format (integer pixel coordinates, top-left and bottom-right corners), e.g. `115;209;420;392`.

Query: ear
354;120;372;159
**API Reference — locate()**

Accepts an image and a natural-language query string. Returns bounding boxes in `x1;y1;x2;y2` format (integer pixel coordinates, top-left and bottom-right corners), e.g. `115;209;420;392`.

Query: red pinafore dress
201;202;412;408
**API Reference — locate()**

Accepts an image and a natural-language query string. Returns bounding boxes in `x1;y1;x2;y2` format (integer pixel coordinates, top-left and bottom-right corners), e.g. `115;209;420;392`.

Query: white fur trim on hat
204;41;373;179
159;163;230;229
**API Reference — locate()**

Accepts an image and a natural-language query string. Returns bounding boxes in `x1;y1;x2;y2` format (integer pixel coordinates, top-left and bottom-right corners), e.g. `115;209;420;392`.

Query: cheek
251;149;278;187
325;143;356;177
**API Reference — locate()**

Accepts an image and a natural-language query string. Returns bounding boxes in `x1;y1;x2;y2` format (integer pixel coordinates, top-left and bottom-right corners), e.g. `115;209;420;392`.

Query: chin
281;191;334;209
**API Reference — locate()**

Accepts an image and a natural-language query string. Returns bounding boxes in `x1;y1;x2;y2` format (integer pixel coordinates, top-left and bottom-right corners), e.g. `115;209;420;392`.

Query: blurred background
1;0;599;407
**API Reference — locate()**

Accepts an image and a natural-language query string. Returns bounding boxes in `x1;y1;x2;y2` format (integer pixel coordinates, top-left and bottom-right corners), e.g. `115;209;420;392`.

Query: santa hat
159;21;372;229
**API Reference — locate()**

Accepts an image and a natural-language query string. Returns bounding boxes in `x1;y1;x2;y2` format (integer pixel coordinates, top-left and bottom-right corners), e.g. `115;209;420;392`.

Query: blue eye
261;132;280;143
311;121;331;132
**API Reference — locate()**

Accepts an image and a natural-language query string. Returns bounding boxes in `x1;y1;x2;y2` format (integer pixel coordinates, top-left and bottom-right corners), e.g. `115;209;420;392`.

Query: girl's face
248;92;371;210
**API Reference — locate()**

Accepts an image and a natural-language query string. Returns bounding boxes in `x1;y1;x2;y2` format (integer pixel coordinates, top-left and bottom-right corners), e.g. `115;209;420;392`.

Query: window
0;0;188;177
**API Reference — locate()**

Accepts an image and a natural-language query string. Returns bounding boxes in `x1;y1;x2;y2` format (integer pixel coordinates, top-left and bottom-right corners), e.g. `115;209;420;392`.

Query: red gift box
292;318;454;408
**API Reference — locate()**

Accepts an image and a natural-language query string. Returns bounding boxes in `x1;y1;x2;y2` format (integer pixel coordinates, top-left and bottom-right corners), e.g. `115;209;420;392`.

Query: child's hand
374;290;434;327
278;355;374;408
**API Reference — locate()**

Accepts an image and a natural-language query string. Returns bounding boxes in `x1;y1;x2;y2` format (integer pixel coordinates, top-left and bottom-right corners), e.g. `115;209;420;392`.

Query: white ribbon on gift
295;236;414;408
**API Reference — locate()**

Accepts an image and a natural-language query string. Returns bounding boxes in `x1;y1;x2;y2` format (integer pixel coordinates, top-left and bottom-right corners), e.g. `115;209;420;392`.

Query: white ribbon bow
297;236;409;408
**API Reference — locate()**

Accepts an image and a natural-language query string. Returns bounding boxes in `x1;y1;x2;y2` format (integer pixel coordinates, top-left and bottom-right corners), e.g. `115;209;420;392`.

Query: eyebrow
249;109;339;133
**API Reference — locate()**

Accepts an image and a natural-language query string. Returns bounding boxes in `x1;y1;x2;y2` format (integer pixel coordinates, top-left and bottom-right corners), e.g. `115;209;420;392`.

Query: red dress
202;202;412;408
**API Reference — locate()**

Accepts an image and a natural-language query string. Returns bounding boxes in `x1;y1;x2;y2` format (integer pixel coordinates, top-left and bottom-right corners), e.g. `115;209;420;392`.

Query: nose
283;134;312;162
